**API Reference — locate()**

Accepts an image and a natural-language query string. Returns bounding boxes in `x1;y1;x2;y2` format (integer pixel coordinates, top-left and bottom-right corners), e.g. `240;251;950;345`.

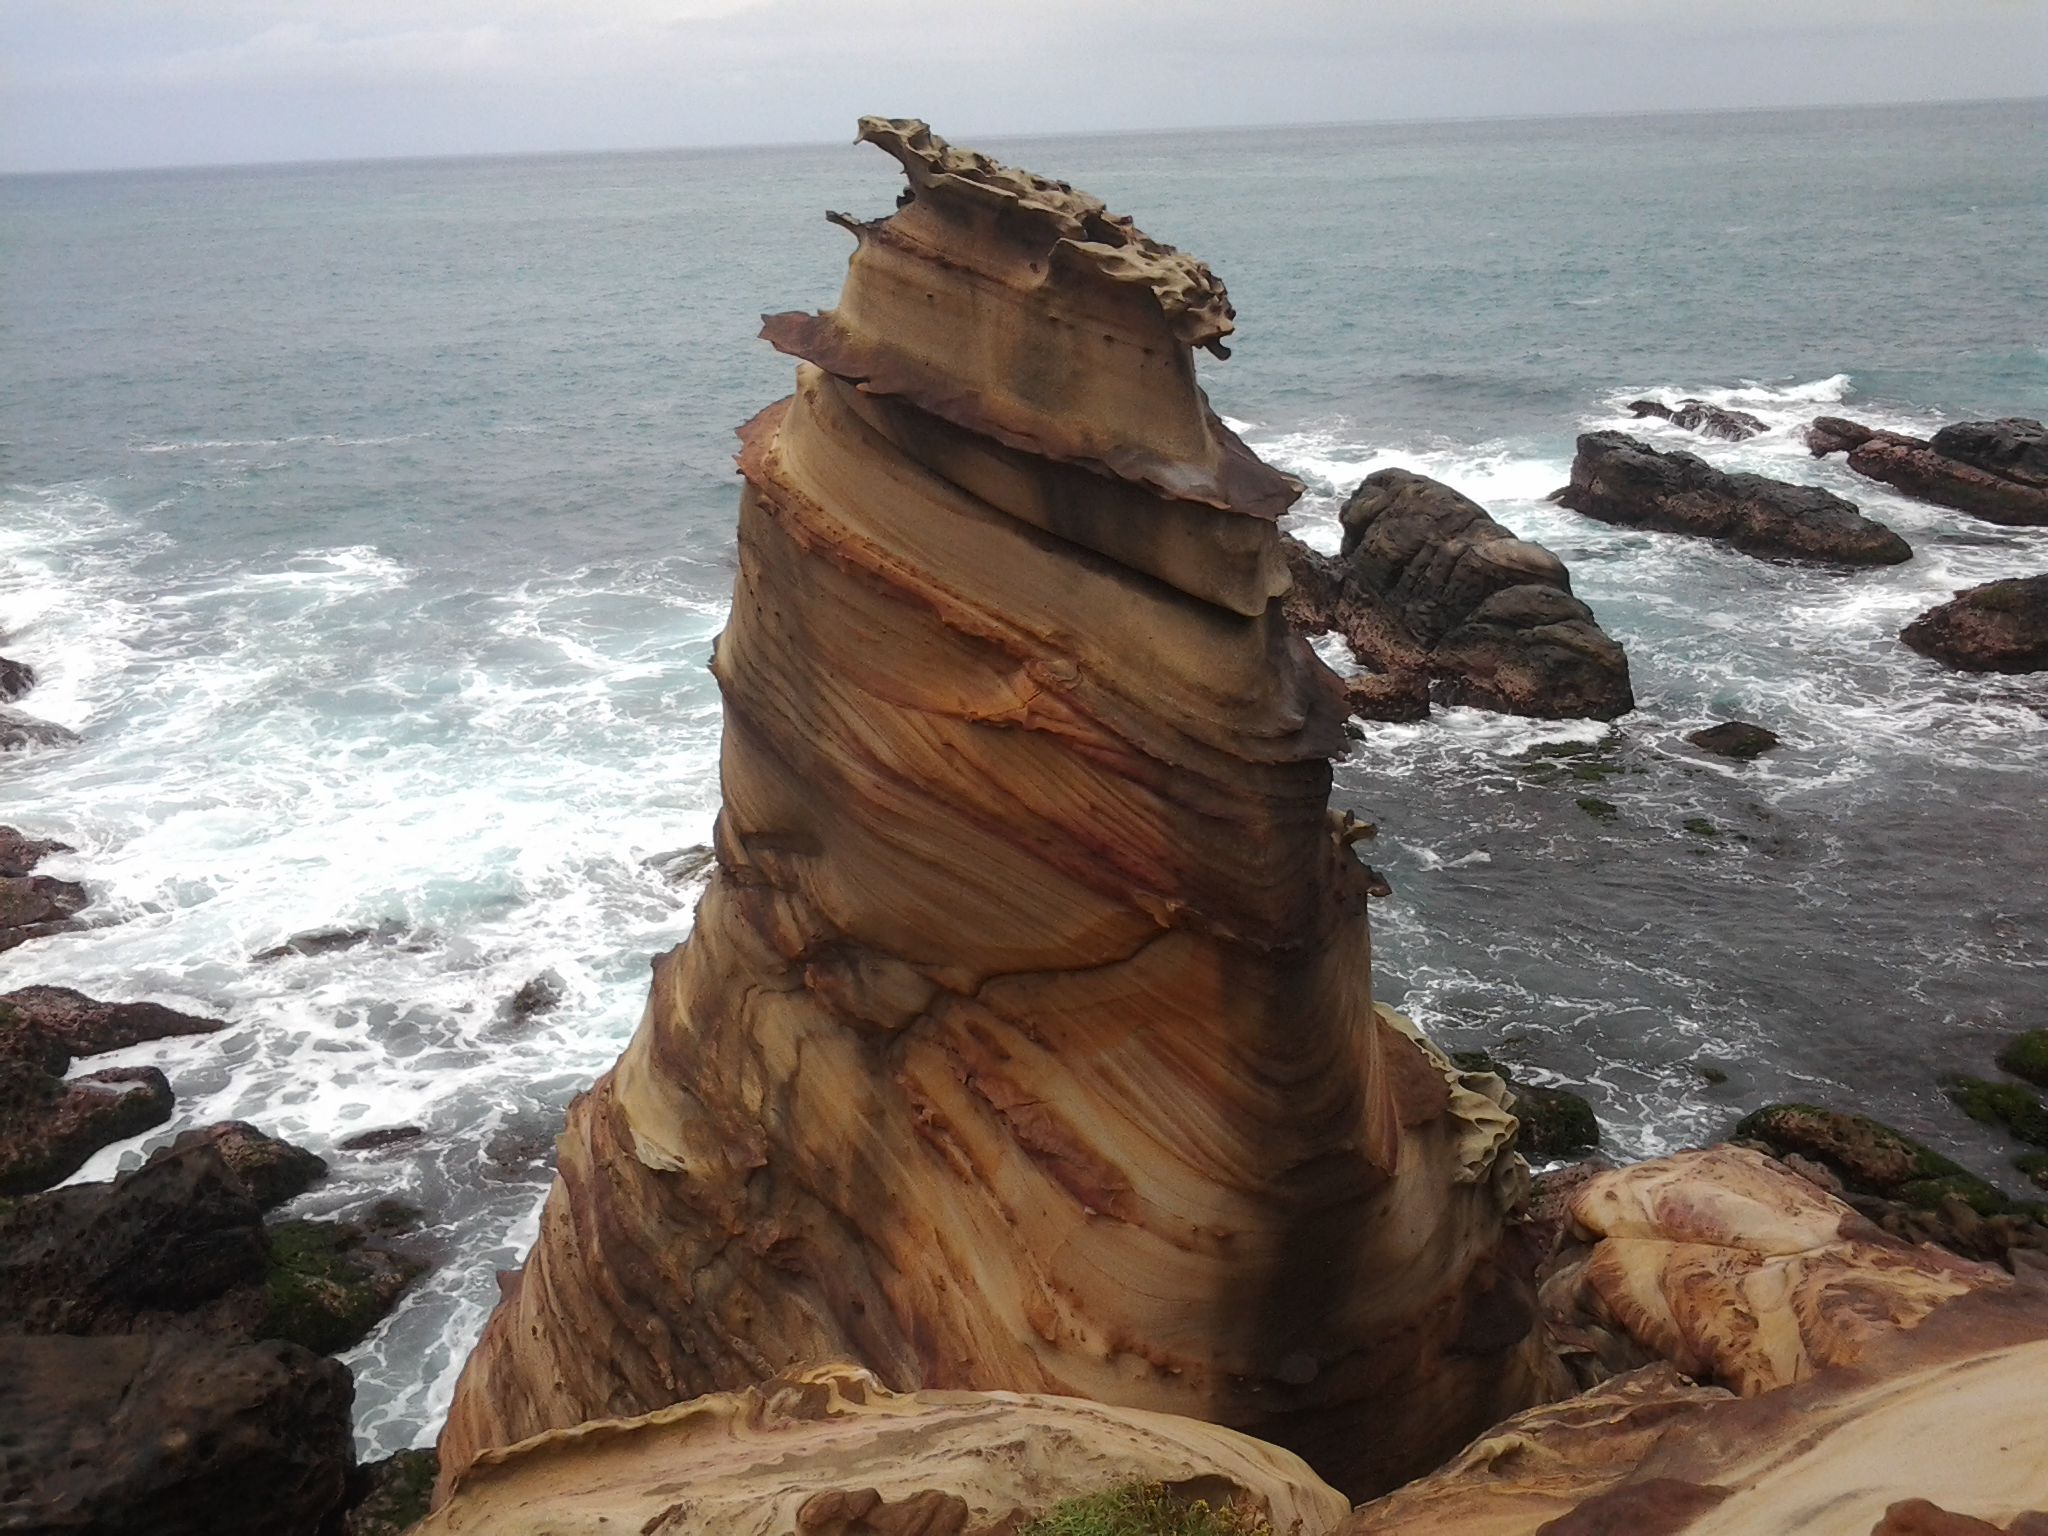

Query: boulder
1628;397;1767;441
1284;468;1634;721
1687;719;1779;759
0;1331;356;1536
0;654;33;701
1346;1147;2048;1535
2;982;227;1055
423;1363;1350;1536
1901;574;2048;673
0;1061;174;1197
260;1216;426;1355
1809;415;2048;526
1557;430;1912;564
150;1120;328;1209
438;119;1550;1506
0;703;82;750
0;824;69;876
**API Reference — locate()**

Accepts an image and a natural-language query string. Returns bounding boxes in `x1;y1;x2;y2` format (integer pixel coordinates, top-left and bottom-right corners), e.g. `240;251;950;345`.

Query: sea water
2;99;2044;1454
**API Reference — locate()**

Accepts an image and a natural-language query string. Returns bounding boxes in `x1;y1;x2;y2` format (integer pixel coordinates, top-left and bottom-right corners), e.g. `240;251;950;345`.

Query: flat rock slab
0;1331;355;1536
3;983;227;1059
1901;574;2048;674
1558;430;1912;564
1809;415;2048;526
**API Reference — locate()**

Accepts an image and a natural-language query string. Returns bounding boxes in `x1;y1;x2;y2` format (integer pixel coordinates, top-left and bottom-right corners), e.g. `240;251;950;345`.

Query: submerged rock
1627;396;1767;441
1810;414;2048;527
0;654;33;701
438;119;1547;1505
1901;573;2048;673
423;1363;1349;1536
1687;719;1779;758
0;1331;356;1536
1999;1030;2048;1090
1284;468;1633;722
252;918;417;961
0;824;71;876
1557;430;1912;564
0;704;82;751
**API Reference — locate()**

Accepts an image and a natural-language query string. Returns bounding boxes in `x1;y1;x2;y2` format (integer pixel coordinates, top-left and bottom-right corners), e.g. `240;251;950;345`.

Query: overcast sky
4;0;2045;174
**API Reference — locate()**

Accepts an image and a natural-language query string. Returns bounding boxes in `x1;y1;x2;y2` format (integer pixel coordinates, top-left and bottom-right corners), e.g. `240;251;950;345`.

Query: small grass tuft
1019;1483;1271;1536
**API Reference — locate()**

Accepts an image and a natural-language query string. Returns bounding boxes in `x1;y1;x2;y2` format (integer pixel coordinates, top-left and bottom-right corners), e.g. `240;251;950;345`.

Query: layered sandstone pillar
438;119;1547;1502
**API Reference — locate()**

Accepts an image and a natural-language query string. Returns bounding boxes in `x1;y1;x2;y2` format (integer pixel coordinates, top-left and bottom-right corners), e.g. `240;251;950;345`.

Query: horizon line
5;90;2043;182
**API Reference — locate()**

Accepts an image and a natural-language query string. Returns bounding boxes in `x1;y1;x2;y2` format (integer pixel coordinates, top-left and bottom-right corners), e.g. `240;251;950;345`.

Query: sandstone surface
1345;1146;2048;1535
1283;468;1633;721
1808;415;2048;527
437;119;1550;1503
1559;430;1912;564
424;1363;1351;1536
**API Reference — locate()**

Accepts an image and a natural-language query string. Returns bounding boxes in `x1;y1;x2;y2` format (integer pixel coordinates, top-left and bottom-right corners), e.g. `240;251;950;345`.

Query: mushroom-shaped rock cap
761;117;1297;520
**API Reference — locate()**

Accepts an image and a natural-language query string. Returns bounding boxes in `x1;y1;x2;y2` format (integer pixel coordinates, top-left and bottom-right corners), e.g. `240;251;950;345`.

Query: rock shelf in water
435;119;1548;1505
1810;415;2048;527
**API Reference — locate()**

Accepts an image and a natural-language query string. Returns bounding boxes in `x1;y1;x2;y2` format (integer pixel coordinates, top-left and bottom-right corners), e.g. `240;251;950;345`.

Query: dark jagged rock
1284;468;1633;722
0;825;69;877
1998;1030;2048;1090
339;1125;426;1154
0;873;88;930
260;1218;426;1355
0;704;82;750
1810;415;2048;526
0;1331;356;1536
1727;1103;2048;1270
506;973;562;1021
1900;574;2048;674
0;655;33;701
3;982;227;1056
1628;397;1767;441
1557;431;1912;564
0;1062;174;1197
253;918;415;961
150;1121;328;1210
344;1448;439;1536
1451;1051;1601;1160
0;1141;269;1330
1687;720;1780;759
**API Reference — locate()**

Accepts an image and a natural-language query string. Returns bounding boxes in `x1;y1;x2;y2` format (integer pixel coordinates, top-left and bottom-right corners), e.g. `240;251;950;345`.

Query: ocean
2;98;2044;1455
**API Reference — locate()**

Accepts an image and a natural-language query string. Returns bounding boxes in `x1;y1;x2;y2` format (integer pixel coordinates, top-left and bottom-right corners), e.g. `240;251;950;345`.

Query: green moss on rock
344;1447;438;1536
260;1219;424;1356
1942;1075;2048;1148
1021;1483;1270;1536
1577;797;1617;822
1997;1030;2048;1090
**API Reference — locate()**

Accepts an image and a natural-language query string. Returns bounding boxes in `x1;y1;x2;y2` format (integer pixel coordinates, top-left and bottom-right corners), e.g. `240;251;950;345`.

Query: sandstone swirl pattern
437;119;1548;1503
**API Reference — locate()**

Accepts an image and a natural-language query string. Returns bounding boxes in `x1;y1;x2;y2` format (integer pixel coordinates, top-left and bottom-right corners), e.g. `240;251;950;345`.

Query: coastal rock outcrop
0;654;33;701
424;1363;1351;1536
1628;397;1766;441
1557;430;1913;564
1900;574;2048;674
0;824;72;876
1345;1147;2048;1535
438;119;1549;1503
1284;468;1633;721
1809;415;2048;527
0;703;82;751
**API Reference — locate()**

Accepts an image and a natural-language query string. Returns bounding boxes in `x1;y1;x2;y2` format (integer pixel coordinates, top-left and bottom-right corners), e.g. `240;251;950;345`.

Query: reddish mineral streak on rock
435;120;1550;1506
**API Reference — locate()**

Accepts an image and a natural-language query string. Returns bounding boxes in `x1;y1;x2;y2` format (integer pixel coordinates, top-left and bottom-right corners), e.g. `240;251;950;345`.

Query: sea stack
436;119;1548;1502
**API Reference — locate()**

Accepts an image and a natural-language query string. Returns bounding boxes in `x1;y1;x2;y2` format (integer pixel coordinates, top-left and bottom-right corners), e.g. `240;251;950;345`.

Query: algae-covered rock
261;1219;424;1355
1997;1029;2048;1089
346;1447;439;1536
150;1121;328;1210
1942;1075;2048;1149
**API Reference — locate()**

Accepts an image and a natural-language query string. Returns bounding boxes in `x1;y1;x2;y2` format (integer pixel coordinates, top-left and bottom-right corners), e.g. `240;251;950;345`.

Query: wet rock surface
3;982;227;1056
1627;396;1766;440
1558;429;1913;564
345;1449;440;1536
1451;1051;1600;1160
152;1120;329;1211
0;873;88;951
1686;719;1780;758
0;824;71;876
1809;414;2048;526
1901;573;2048;673
0;704;83;751
0;1062;175;1198
0;1331;356;1536
0;654;33;701
1284;468;1633;721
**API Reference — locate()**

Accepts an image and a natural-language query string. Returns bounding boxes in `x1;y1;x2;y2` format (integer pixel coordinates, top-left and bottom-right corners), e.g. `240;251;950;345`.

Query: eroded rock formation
1810;415;2048;527
1557;430;1912;564
424;1363;1351;1536
437;119;1548;1503
1283;468;1633;722
1344;1147;2048;1535
1628;397;1766;441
